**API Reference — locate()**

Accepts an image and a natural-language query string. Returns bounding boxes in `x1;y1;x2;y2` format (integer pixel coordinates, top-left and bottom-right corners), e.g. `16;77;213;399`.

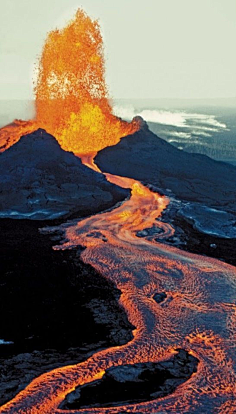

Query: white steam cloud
113;105;228;138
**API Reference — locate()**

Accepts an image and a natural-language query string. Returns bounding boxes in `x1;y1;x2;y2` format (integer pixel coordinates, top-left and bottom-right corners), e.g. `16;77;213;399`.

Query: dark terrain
158;203;236;268
171;216;236;267
61;350;198;410
1;122;236;409
0;129;129;220
0;218;133;406
95;118;236;212
0;214;234;408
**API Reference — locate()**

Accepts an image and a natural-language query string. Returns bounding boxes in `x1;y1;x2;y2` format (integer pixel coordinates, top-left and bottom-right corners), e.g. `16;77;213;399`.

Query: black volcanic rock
61;350;198;409
0;218;134;406
0;129;129;219
95;120;236;213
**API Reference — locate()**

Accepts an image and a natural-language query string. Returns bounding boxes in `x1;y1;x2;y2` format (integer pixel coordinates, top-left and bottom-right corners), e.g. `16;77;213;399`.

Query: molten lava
1;173;236;413
0;9;138;154
1;7;236;414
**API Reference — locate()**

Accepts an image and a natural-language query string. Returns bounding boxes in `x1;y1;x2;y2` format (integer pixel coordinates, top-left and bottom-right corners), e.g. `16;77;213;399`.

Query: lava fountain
1;7;236;414
0;9;138;154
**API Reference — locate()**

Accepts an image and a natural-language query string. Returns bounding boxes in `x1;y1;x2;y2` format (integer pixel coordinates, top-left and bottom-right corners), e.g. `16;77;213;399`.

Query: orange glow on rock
0;120;37;152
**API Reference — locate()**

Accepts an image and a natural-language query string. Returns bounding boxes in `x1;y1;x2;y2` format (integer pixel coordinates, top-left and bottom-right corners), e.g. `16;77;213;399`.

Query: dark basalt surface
95;119;236;213
157;203;236;267
61;349;199;409
0;218;134;406
153;292;167;304
0;128;130;220
172;216;236;267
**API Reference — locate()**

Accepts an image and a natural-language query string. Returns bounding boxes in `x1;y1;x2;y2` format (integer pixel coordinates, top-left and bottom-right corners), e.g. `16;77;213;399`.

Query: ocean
114;99;236;166
1;99;236;165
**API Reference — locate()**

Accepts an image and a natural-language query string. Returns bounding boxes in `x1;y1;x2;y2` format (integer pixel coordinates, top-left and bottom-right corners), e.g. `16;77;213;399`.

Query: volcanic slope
0;129;129;220
95;118;236;213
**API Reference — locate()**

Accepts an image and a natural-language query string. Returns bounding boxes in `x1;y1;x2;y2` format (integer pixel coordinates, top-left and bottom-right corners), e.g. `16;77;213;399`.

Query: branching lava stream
1;167;236;413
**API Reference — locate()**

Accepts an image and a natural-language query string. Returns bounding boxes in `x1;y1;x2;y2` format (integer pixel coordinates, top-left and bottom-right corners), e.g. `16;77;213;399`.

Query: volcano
1;7;236;414
0;9;138;155
0;129;129;219
95;118;236;212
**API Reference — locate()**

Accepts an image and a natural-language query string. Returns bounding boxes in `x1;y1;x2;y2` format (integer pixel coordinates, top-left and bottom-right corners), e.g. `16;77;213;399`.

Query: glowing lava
1;175;236;413
1;7;236;414
0;9;138;154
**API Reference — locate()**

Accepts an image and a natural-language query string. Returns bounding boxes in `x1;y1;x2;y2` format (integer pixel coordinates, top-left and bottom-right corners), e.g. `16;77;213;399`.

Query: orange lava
0;120;37;152
0;9;138;154
1;8;236;414
1;172;236;413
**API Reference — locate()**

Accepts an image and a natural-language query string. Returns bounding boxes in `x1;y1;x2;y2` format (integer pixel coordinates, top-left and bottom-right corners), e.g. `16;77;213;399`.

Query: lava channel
1;174;236;413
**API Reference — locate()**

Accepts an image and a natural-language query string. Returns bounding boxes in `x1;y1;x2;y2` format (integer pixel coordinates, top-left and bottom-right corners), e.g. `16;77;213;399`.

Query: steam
113;104;228;136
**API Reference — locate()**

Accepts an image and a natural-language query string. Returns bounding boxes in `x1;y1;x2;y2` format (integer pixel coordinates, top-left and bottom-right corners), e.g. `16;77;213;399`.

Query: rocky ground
1;123;236;408
61;349;199;410
0;218;134;406
1;216;234;409
0;129;129;220
95;118;236;213
157;200;236;267
171;216;236;267
96;120;236;267
0;215;225;410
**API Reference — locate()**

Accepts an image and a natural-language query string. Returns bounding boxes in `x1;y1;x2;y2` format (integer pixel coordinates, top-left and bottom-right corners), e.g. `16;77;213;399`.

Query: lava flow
0;9;138;155
1;174;236;413
1;7;236;414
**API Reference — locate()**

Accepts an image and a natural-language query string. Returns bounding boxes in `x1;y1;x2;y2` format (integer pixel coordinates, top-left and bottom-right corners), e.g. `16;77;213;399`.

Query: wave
113;104;228;136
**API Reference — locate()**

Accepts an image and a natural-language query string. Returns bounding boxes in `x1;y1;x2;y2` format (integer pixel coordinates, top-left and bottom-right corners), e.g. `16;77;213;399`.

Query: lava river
1;169;236;414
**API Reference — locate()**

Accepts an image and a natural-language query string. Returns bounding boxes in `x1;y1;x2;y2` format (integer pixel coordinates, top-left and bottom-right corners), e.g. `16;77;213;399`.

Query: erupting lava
1;7;236;414
0;9;138;154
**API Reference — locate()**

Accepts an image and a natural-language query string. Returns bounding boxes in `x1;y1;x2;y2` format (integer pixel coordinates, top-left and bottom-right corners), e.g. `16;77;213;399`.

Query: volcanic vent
0;9;138;155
